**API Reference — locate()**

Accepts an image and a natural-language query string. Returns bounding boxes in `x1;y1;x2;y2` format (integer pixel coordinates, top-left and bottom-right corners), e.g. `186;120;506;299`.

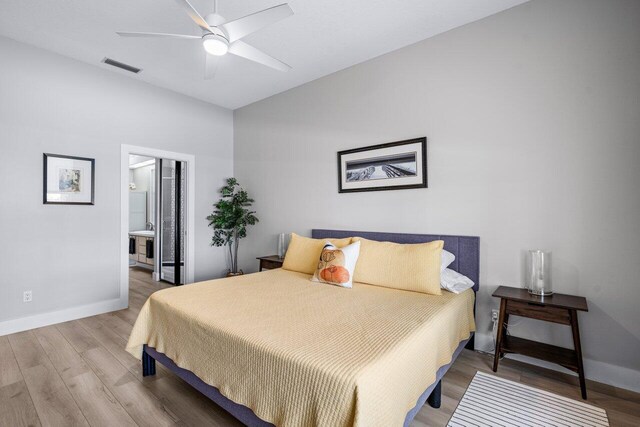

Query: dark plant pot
226;270;244;277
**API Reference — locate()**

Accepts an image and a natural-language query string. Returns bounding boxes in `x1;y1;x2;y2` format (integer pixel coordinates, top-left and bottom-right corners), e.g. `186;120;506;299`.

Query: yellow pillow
282;233;353;275
352;237;443;295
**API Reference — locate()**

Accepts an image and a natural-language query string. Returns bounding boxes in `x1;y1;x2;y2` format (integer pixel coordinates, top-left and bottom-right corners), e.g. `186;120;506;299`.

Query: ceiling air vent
101;57;142;74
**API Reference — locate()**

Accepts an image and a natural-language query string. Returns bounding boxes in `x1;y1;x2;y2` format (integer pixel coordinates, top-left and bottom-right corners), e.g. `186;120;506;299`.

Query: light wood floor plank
111;305;140;326
128;291;148;308
34;326;90;379
606;408;640;427
94;312;140;342
129;279;161;298
81;346;179;427
77;316;165;380
7;332;50;370
0;381;41;427
521;369;640;419
8;331;89;427
0;335;41;427
88;310;165;371
0;335;23;387
33;326;137;427
56;321;101;354
112;286;149;326
20;364;90;427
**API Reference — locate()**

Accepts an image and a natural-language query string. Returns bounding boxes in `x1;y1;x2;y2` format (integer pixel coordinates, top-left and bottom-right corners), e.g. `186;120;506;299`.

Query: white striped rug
448;371;609;427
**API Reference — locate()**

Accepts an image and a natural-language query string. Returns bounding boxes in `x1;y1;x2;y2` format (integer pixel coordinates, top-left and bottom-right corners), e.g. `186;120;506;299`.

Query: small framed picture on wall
337;137;427;193
43;153;95;205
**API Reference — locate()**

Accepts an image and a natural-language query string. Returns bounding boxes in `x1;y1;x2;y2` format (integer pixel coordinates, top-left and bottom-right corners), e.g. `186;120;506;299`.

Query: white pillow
311;240;361;288
441;249;455;272
441;268;475;294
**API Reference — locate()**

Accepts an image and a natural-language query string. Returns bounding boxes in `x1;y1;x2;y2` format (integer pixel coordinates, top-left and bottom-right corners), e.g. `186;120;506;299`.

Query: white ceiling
0;0;527;109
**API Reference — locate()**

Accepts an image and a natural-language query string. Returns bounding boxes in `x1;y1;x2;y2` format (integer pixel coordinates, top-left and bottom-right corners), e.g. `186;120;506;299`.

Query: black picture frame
337;137;427;193
43;153;95;205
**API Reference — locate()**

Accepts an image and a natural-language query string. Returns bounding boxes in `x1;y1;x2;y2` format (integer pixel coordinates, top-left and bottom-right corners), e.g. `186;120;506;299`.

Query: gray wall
0;36;233;325
234;0;640;391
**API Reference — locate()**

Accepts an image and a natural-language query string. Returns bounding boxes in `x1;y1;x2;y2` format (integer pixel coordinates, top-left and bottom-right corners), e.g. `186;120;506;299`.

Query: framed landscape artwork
337;137;427;193
43;153;95;205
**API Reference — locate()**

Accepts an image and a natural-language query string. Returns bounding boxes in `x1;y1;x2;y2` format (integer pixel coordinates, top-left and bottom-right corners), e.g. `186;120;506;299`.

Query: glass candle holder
277;233;287;259
526;250;552;296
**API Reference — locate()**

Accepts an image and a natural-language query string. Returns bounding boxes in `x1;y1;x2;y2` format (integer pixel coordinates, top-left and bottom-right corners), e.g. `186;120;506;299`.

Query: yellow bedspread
126;268;475;427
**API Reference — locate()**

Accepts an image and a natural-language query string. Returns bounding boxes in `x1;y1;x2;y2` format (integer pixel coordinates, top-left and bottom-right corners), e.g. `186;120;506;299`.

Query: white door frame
120;144;195;304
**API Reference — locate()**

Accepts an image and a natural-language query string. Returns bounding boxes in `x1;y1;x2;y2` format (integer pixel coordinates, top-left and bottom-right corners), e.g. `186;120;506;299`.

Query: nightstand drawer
260;259;283;270
506;299;571;325
257;255;284;271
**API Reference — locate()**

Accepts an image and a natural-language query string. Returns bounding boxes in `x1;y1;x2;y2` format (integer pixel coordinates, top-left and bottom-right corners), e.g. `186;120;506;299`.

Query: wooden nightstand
492;286;589;399
257;255;284;271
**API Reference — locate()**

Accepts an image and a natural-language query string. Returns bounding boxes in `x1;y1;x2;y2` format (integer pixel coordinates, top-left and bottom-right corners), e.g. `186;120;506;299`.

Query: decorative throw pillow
311;241;361;288
282;233;352;275
352;237;443;295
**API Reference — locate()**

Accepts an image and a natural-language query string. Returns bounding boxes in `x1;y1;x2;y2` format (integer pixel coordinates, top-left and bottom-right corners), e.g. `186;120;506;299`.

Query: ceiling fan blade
205;54;220;80
221;3;293;42
116;31;201;39
229;41;290;72
173;0;212;33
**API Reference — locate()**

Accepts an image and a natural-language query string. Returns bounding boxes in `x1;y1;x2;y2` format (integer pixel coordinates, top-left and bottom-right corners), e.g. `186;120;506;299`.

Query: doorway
120;145;195;304
127;155;156;286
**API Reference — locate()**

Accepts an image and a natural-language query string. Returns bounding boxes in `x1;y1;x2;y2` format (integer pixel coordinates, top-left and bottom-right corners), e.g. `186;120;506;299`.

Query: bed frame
142;229;479;427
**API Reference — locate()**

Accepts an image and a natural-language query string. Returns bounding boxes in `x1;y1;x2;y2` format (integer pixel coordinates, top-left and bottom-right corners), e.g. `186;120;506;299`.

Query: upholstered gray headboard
311;229;480;292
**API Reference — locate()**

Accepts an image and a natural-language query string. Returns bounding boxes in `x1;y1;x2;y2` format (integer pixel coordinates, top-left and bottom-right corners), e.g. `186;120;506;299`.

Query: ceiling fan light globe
203;34;229;56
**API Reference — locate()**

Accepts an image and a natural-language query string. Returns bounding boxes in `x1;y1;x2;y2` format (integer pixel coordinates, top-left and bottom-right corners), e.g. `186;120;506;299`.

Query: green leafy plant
207;178;258;274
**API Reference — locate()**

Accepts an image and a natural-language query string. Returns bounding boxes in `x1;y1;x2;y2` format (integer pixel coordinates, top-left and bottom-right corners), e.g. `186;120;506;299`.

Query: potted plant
207;178;259;276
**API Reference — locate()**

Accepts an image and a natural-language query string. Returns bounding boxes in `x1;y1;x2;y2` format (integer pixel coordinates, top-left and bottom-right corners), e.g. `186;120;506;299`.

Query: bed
127;229;479;426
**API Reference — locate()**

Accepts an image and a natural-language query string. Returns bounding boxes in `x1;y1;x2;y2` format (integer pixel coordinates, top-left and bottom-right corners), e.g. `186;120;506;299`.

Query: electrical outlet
491;309;499;322
23;290;32;303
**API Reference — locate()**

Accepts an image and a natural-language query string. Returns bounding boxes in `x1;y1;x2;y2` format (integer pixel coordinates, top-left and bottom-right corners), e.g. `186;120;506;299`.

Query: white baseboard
0;297;128;337
475;332;640;394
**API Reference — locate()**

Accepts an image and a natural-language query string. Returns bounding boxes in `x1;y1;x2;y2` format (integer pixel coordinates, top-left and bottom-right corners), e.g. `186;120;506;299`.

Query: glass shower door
159;159;185;285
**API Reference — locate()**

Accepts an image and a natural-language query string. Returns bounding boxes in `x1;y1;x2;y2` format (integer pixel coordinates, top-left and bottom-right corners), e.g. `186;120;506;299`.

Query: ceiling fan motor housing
205;13;226;27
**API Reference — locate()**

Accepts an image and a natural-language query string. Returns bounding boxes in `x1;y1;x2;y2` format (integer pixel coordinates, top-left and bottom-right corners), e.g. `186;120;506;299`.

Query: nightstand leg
493;299;507;372
570;309;587;399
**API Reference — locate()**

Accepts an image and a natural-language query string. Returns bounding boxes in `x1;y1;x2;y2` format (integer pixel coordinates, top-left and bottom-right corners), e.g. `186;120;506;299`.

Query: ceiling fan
117;0;293;79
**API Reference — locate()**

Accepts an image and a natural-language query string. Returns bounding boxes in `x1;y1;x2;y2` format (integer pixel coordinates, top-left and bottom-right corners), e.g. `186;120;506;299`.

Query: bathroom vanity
129;230;155;267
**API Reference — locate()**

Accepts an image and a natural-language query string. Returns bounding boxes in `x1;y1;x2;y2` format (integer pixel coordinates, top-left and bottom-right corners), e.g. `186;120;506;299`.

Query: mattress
126;268;475;427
